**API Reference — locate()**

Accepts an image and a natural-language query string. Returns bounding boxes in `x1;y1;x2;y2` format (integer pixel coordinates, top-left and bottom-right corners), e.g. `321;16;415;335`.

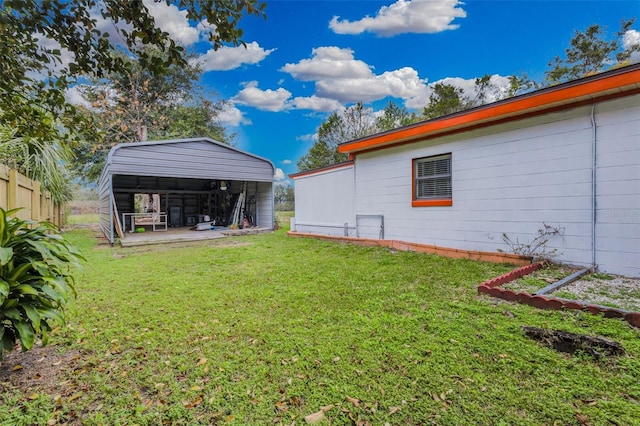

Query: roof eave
289;161;354;179
339;64;640;155
102;137;276;178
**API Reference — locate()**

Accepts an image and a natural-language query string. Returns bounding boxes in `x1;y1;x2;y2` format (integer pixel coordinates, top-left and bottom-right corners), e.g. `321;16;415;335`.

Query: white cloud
217;103;251;127
623;29;640;61
232;81;292;112
65;86;92;108
623;29;640;50
281;47;372;80
196;18;216;35
92;1;199;47
198;42;276;71
291;95;344;112
282;47;428;108
143;0;200;45
281;159;292;165
296;133;316;142
274;168;286;181
329;0;466;37
316;66;428;103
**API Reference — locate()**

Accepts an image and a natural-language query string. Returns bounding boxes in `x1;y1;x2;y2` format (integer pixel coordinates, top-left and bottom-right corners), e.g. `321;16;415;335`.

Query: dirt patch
0;345;82;394
114;238;252;256
522;326;625;359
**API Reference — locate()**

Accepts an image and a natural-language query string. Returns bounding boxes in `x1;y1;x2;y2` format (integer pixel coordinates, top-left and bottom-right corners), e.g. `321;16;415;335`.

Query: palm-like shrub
0;208;84;358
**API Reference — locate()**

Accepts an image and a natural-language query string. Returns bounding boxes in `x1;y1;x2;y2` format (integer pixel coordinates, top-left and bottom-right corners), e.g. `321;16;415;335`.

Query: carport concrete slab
119;227;270;247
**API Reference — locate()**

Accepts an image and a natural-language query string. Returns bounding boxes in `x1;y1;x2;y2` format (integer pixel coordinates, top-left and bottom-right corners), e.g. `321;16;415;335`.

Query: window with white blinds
414;154;452;200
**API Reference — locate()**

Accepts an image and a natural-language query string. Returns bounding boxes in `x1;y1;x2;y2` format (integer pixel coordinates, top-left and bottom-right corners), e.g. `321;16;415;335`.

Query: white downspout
590;105;597;270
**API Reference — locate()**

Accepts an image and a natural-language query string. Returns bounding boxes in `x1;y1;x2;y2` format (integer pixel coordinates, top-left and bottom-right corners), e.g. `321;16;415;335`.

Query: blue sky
73;0;640;182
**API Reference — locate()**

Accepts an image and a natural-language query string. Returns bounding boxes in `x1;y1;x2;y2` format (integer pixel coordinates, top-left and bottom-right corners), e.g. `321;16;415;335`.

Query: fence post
8;168;18;211
31;180;41;221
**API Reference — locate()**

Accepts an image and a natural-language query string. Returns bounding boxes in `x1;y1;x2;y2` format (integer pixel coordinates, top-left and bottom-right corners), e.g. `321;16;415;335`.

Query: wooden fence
0;164;64;226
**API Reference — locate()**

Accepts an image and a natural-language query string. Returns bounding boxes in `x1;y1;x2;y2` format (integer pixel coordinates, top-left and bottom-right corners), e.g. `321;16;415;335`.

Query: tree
0;125;73;203
274;183;294;211
421;73;538;122
297;102;378;172
376;101;420;131
422;83;471;120
506;73;538;98
296;140;343;172
158;103;230;142
72;48;232;182
0;0;266;183
545;19;638;85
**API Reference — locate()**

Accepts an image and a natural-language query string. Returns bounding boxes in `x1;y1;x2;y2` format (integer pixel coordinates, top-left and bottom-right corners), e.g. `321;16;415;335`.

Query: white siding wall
294;165;355;236
353;96;639;277
593;96;640;277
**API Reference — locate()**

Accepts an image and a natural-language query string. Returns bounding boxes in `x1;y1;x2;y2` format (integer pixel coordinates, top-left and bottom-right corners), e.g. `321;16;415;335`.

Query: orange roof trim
339;65;640;155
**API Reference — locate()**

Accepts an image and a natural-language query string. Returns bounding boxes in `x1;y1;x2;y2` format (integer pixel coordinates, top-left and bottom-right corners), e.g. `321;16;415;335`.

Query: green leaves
544;19;637;85
0;247;13;266
15;320;35;351
0;208;84;358
297;103;377;172
2;0;265;187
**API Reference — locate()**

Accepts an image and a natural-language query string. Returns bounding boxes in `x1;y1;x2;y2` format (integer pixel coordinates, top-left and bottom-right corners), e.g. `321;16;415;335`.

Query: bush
0;208;84;358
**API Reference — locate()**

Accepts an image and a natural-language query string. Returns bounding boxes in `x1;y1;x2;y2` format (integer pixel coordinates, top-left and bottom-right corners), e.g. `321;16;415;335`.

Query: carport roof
100;137;275;183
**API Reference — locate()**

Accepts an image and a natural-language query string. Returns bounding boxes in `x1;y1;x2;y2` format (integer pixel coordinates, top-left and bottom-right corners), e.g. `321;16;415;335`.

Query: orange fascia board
289;161;354;179
339;66;640;154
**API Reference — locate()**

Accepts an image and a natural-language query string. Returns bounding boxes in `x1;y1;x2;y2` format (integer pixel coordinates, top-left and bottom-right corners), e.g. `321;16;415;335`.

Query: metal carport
98;138;275;244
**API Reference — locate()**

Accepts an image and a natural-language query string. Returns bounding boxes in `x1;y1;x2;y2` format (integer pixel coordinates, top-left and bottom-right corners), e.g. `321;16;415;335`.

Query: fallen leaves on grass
304;404;333;424
182;396;203;409
345;396;360;407
575;412;591;425
389;406;401;415
304;409;325;424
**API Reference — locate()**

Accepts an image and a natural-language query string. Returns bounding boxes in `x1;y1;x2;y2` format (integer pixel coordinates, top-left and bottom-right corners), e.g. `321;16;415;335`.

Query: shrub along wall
0;165;63;226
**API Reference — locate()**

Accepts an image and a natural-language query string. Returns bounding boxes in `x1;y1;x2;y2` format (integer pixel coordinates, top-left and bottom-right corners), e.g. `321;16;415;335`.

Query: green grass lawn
275;210;294;228
1;227;639;425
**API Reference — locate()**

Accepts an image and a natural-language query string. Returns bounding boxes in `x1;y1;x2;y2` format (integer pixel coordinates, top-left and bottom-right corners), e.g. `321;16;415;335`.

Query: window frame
412;153;453;207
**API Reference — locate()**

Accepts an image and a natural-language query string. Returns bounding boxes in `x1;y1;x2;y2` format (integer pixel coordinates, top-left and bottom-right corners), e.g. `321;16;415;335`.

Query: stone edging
477;263;640;328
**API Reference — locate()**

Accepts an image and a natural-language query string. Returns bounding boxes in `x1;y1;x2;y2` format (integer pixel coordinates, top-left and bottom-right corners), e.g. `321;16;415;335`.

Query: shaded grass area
1;228;639;425
66;213;99;225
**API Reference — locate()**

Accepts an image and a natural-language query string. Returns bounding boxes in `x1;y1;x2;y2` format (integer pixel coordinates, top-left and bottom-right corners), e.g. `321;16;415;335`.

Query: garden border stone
477;263;640;328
